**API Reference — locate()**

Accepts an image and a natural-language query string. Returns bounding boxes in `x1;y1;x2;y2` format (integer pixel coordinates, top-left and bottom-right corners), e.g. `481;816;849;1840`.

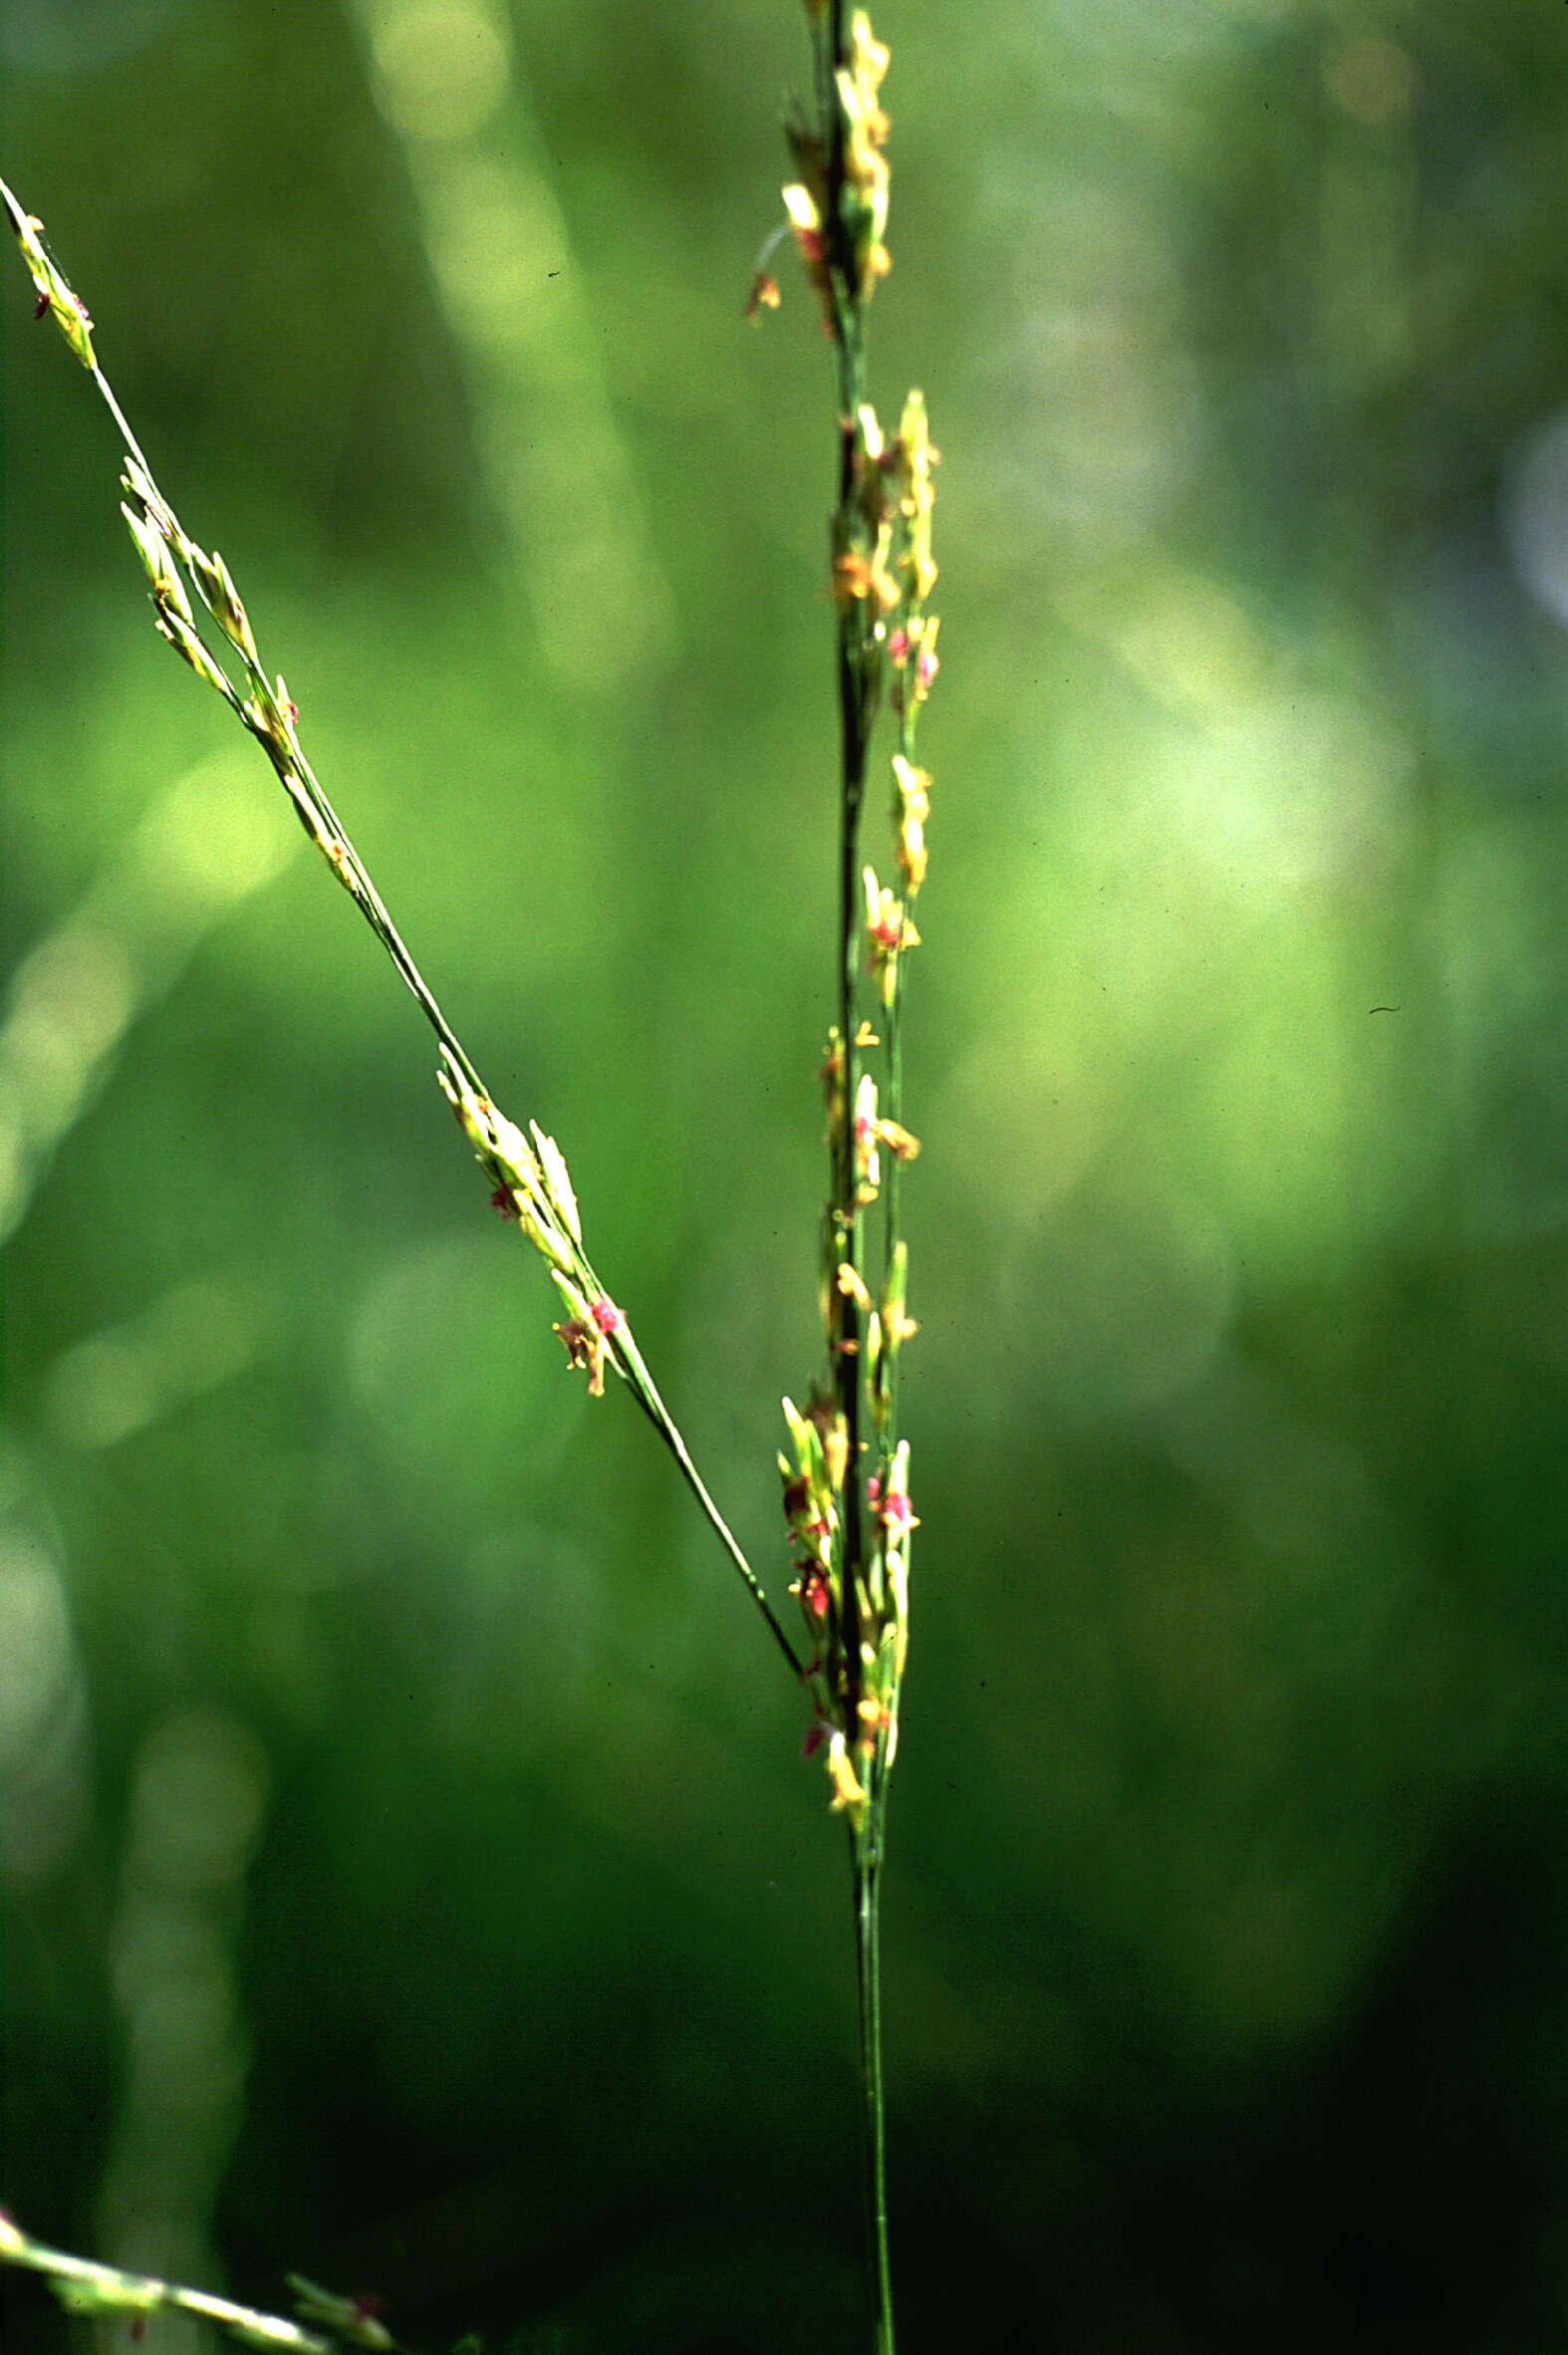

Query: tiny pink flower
800;1568;831;1620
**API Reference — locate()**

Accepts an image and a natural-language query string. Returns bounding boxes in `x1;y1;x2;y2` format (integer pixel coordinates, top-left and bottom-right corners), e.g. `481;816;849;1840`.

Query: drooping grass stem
0;2208;381;2353
615;1324;804;1679
1;172;802;1688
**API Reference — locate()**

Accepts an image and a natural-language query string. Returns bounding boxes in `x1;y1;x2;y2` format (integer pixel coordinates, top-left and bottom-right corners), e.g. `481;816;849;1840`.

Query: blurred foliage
4;1;1568;2350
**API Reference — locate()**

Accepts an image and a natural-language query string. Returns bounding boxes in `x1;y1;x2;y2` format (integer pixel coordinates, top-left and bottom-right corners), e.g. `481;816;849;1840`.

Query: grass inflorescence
2;5;936;2339
757;9;940;2344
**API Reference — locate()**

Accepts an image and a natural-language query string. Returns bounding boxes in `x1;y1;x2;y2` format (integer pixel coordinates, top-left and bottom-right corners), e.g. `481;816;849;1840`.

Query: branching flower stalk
760;8;940;2349
5;7;937;2326
0;174;801;1689
0;2206;401;2352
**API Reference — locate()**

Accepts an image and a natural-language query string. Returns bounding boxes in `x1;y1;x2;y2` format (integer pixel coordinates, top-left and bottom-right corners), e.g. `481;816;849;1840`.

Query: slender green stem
615;1323;804;1678
853;1814;895;2355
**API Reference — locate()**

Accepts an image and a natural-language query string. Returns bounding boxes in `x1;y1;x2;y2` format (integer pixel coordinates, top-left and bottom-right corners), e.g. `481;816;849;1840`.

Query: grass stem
0;171;800;1687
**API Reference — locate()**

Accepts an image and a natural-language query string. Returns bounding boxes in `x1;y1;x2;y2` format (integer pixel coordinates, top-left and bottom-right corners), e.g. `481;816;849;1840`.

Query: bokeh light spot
130;751;298;919
0;1530;90;1883
45;1275;265;1451
370;0;512;145
0;1534;75;1768
129;1711;270;1893
1504;405;1568;632
1323;36;1417;129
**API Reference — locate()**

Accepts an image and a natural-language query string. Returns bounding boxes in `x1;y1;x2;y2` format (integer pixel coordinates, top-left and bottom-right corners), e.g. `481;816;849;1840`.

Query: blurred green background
5;1;1568;2348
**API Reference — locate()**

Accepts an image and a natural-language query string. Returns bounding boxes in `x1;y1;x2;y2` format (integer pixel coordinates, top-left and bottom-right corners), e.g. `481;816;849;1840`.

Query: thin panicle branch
0;170;802;1686
0;2208;400;2352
